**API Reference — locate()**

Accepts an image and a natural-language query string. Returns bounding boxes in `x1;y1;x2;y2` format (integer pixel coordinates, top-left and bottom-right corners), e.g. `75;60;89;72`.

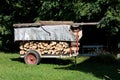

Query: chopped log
19;45;24;50
71;41;80;46
30;41;34;44
55;51;59;55
31;46;37;49
63;48;70;54
20;50;25;54
71;47;79;51
24;47;29;51
51;50;57;54
46;45;52;50
50;41;57;46
43;50;49;54
48;50;52;54
24;42;29;48
19;41;78;55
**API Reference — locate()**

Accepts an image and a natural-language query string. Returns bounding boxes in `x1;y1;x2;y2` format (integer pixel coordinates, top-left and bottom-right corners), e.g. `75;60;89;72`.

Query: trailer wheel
24;50;41;65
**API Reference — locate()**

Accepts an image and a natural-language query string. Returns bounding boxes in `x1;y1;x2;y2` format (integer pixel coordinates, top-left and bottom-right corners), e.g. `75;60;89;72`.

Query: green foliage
35;0;75;21
0;15;12;35
0;0;120;51
0;14;13;51
118;43;120;48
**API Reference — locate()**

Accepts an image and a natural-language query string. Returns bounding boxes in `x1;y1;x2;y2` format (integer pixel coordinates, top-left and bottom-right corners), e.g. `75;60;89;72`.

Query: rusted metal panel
14;25;76;41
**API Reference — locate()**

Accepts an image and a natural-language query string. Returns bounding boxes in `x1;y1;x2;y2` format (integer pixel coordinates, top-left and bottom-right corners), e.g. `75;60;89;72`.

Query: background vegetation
0;0;120;52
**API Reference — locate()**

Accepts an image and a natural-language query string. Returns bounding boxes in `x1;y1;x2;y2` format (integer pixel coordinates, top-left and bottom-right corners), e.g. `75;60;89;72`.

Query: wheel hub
26;53;37;64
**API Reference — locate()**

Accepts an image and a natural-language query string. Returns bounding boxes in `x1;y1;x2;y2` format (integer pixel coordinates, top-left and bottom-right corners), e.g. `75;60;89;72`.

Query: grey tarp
14;25;76;41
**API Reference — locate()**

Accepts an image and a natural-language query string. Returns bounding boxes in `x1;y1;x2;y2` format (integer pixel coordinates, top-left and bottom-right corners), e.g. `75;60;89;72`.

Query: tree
74;0;120;52
0;0;120;52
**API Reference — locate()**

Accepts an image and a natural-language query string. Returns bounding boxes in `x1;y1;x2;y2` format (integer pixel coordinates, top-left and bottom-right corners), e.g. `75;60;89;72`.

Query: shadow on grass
41;58;73;65
10;57;73;65
55;54;120;80
11;57;25;63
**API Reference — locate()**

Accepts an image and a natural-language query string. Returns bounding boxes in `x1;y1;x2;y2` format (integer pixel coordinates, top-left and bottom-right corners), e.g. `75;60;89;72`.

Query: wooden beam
39;21;73;25
13;21;99;28
13;23;41;27
73;22;99;27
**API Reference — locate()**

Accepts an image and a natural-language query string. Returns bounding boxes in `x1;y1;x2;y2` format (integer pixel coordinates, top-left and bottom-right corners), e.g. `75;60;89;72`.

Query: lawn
0;52;120;80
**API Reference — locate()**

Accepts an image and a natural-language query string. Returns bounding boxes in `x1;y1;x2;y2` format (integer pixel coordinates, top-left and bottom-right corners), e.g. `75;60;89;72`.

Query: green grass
0;52;120;80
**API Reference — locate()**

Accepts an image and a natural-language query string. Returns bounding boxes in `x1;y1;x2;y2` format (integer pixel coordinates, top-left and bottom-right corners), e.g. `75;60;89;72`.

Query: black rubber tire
24;50;41;65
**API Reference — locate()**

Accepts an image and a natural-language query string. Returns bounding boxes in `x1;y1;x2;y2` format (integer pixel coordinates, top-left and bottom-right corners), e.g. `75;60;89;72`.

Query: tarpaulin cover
14;25;76;41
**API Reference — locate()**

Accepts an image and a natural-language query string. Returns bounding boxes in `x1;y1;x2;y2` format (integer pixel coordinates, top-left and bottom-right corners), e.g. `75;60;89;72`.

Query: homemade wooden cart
13;21;98;65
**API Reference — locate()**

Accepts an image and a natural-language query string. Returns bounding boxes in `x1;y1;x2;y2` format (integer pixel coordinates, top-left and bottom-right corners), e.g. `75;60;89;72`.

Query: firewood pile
19;41;78;55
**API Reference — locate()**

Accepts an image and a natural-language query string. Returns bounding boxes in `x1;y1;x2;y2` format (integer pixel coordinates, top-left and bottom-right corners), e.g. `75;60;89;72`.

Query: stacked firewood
19;41;77;55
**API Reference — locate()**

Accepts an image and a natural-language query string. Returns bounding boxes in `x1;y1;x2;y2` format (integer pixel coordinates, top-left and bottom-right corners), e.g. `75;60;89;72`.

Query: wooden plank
13;21;99;28
73;22;99;27
39;21;73;25
13;23;41;27
13;21;73;27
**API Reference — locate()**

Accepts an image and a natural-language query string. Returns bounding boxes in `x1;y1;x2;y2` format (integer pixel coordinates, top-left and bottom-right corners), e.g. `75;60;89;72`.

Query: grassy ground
0;52;120;80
